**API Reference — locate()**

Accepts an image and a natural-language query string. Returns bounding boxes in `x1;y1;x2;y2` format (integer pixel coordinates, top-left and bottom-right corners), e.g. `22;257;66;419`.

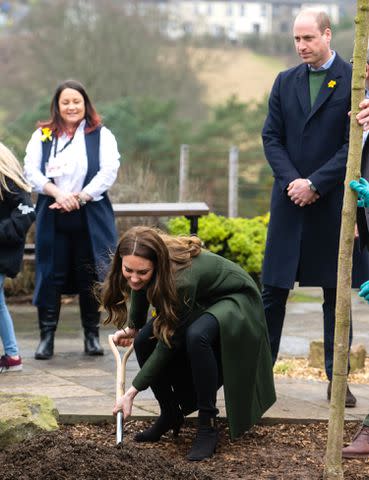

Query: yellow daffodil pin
327;80;337;89
41;127;52;142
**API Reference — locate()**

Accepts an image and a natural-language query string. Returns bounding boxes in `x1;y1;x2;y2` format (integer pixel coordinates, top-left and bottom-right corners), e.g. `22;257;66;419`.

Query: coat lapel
295;65;311;118
306;55;343;122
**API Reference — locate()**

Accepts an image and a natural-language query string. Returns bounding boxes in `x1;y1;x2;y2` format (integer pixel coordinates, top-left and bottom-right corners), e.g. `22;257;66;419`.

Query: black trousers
49;210;99;327
134;312;222;416
262;285;352;380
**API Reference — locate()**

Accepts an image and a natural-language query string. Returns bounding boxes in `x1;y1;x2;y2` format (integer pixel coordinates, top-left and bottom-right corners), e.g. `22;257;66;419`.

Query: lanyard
53;134;75;158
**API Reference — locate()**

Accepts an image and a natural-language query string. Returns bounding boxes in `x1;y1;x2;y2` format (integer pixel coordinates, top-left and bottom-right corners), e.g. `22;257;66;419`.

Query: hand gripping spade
109;335;134;445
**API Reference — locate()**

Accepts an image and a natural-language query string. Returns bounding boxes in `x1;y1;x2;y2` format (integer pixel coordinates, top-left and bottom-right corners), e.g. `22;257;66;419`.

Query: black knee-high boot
81;312;104;355
35;305;61;360
80;293;103;355
186;411;219;461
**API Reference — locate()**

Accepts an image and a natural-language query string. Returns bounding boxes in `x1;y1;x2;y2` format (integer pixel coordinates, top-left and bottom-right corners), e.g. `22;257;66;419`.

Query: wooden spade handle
108;334;134;399
108;335;134;445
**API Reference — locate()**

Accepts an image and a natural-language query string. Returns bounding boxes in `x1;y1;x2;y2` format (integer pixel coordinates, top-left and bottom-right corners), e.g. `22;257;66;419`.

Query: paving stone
4;294;369;426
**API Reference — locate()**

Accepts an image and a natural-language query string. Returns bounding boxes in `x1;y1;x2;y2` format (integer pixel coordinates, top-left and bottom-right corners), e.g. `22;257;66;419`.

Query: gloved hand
350;178;369;207
358;279;369;304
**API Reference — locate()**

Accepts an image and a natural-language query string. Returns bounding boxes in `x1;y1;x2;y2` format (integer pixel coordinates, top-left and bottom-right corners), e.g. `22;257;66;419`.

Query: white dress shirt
24;120;120;201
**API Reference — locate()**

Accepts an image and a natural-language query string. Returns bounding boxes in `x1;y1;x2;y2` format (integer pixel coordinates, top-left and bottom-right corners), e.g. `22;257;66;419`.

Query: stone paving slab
2;296;369;426
1;366;366;425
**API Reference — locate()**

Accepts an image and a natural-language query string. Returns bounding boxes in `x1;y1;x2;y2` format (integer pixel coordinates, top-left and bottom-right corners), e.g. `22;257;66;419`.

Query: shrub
167;212;269;274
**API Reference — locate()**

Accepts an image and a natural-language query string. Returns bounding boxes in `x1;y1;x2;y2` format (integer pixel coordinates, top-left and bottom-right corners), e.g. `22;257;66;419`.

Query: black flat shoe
134;412;184;442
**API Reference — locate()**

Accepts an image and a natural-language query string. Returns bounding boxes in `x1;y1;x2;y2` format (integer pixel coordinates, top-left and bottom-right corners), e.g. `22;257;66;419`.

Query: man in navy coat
262;9;369;406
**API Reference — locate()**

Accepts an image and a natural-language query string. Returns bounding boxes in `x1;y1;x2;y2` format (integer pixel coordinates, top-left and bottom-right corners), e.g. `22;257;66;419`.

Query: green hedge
167;212;269;275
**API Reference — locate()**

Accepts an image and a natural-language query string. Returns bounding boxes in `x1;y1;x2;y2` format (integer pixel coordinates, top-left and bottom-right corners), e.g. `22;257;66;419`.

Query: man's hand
355;223;359;239
287;179;320;207
356;98;369;131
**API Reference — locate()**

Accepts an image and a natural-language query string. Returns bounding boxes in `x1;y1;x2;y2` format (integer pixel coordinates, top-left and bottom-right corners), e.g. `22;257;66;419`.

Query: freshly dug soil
1;421;369;479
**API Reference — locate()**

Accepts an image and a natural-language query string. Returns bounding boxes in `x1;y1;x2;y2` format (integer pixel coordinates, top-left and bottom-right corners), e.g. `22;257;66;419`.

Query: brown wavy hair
38;79;101;137
100;226;202;346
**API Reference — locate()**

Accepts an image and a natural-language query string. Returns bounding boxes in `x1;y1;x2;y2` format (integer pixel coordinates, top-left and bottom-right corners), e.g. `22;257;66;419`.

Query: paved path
1;289;369;425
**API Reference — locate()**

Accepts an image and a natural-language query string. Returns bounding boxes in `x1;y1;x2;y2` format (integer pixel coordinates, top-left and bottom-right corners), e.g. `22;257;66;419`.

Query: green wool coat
129;250;276;439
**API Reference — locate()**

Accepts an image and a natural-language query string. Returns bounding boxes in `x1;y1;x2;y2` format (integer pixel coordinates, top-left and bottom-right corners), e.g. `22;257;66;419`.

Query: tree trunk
324;1;369;478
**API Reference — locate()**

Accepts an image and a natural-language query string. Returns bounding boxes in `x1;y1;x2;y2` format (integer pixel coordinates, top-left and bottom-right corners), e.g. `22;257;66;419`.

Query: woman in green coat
101;226;275;461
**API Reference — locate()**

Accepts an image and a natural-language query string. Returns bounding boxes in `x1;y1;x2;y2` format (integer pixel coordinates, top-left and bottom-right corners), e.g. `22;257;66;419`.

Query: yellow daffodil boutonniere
41;127;52;142
327;80;337;89
151;308;157;319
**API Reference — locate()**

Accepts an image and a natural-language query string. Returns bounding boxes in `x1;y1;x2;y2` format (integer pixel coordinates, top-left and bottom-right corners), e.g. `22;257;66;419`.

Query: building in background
137;0;339;40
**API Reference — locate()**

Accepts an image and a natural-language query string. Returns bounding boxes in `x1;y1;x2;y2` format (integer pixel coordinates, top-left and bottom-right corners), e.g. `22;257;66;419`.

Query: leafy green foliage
2;98;50;159
100;97;192;175
167;212;269;274
227;214;269;273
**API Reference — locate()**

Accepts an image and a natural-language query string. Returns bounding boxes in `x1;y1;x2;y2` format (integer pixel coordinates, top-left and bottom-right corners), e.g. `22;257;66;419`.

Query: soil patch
1;421;369;479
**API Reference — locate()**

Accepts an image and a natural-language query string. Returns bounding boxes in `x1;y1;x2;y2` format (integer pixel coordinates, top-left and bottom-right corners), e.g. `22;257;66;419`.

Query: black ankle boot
186;414;218;461
134;410;184;442
35;306;60;360
35;331;55;359
84;331;104;356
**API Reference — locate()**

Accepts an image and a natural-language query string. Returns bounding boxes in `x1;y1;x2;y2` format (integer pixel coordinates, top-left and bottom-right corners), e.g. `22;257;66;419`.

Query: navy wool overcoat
262;53;369;289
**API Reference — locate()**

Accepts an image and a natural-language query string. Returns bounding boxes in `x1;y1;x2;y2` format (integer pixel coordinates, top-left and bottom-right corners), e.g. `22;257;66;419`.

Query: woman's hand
55;192;80;212
43;182;80;212
48;192;80;212
113;386;138;420
113;328;137;347
73;191;93;206
350;178;369;208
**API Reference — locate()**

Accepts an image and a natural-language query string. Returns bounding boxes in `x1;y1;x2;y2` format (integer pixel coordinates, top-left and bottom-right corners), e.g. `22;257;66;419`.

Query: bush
167;212;269;275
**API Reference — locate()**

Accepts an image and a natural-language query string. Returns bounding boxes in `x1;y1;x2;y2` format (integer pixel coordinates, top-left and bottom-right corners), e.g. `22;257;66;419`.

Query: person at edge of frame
261;8;369;407
0;142;35;373
342;54;369;458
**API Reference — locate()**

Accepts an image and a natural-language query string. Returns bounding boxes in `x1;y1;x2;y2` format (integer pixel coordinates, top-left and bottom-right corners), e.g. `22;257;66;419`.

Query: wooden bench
24;201;210;259
113;202;209;234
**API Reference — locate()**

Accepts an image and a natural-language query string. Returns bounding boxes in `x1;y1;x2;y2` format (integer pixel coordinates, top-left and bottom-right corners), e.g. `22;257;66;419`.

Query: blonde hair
0;142;31;200
101;226;202;346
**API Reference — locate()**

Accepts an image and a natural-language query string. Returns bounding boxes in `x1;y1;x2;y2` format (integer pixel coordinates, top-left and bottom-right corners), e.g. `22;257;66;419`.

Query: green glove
350;178;369;207
358;280;369;304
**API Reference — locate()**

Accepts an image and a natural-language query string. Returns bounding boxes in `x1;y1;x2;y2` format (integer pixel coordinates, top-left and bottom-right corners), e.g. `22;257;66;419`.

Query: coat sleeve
128;289;150;329
0;183;36;245
262;73;302;192
132;338;175;391
308;118;349;197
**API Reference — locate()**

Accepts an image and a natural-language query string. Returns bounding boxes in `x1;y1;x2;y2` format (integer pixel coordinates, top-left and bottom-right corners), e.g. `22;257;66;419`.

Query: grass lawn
188;46;285;105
